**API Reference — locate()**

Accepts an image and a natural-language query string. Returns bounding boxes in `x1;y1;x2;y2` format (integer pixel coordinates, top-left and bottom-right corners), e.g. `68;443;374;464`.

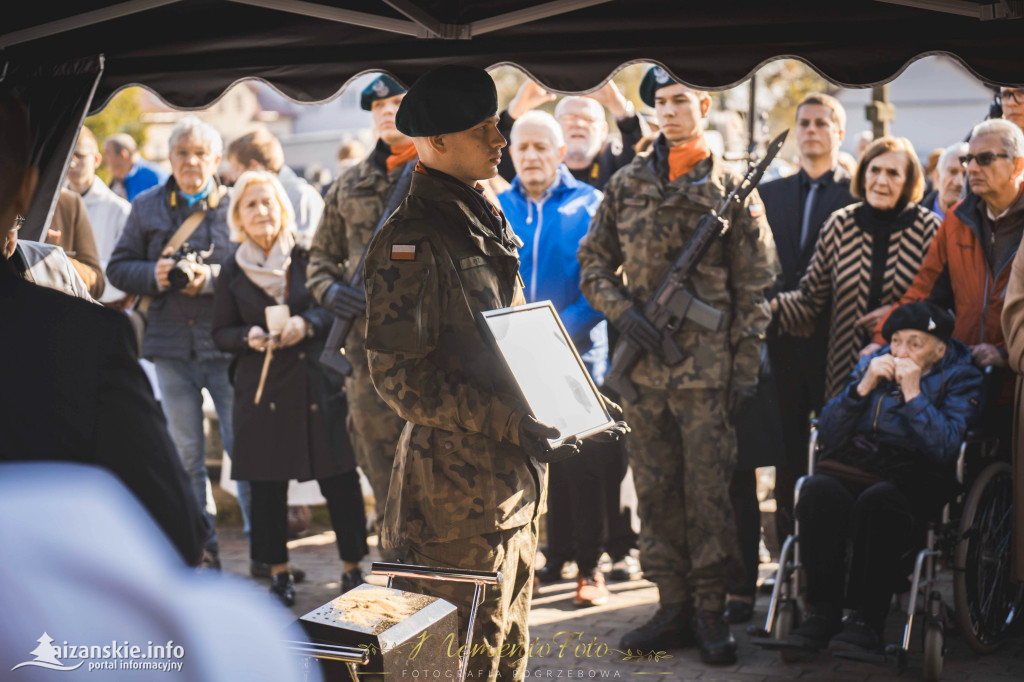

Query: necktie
800;180;822;251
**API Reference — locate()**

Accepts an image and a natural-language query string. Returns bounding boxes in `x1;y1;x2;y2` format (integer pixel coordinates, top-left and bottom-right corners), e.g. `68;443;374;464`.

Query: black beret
395;65;497;137
639;66;682;107
882;301;955;343
360;75;406;111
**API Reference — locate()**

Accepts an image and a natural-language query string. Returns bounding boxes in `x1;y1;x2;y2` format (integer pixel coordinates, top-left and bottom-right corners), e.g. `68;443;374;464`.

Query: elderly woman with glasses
212;170;366;606
771;137;942;400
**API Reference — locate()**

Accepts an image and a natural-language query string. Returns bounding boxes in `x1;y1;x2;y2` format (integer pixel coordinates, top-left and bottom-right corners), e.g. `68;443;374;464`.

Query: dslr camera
166;243;214;291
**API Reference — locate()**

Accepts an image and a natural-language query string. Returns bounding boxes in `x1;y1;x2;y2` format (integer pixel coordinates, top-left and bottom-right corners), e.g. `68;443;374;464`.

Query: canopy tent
3;0;1023;240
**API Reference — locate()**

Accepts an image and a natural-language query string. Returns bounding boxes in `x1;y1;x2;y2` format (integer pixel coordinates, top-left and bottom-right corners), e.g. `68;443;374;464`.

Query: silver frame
479;301;613;445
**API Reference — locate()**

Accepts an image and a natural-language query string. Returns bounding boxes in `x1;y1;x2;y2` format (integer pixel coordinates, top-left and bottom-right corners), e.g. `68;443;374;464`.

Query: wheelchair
749;416;1023;680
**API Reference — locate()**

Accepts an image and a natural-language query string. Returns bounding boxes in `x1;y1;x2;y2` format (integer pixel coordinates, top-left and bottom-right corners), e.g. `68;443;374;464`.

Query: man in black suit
759;92;856;543
0;86;208;566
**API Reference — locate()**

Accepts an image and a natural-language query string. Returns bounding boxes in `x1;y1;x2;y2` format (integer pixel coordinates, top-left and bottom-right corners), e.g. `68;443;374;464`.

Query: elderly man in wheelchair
782;301;985;654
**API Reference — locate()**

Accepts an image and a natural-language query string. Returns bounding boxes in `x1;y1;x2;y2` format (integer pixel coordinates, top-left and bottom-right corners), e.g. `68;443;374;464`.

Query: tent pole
226;0;420;36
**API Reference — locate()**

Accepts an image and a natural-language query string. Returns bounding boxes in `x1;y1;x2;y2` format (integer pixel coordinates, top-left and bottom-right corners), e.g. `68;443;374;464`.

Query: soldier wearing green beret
578;66;780;664
362;65;591;681
307;74;414;564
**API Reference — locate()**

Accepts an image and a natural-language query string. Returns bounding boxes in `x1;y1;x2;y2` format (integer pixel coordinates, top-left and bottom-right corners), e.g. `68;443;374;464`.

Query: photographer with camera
107;116;237;570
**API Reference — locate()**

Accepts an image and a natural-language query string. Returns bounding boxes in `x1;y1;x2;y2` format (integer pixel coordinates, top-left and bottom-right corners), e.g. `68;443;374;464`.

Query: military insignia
459;255;486;270
373;78;390;98
748;203;765;218
928;317;936;330
653;67;670;84
391;244;416;261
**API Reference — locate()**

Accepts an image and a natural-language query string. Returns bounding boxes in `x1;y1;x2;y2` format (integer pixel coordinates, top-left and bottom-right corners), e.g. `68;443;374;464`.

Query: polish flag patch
748;203;765;218
391;244;416;261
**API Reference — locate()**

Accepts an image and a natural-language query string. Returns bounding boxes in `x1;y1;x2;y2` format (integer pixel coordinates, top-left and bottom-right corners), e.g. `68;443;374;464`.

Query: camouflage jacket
307;149;409;360
363;169;544;546
578;148;779;391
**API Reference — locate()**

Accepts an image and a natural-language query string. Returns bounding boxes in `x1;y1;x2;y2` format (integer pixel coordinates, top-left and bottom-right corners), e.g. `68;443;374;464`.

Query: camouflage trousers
393;521;537;682
624;387;742;613
345;357;406;522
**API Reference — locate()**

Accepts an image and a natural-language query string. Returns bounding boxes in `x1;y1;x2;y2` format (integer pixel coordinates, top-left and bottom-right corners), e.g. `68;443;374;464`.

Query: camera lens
167;260;194;290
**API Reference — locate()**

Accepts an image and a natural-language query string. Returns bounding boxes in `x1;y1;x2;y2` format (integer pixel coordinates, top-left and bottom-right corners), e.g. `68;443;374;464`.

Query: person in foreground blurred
212;170;366;606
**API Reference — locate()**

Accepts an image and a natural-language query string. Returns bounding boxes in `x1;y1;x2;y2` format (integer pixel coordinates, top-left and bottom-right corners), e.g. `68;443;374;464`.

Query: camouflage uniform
364;168;541;681
577;151;778;613
307;149;408;525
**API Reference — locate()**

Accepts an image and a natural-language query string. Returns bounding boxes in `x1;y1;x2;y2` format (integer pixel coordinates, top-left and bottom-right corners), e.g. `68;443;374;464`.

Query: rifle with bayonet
318;161;416;377
604;129;788;403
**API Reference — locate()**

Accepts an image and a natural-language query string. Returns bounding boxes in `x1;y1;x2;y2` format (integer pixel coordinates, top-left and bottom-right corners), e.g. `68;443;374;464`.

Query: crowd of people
3;63;1024;680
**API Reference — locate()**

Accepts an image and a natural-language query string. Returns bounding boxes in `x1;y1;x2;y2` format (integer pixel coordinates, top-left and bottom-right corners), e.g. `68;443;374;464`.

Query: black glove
518;414;580;463
728;384;758;424
323;281;366;318
613;305;660;353
589;395;631;443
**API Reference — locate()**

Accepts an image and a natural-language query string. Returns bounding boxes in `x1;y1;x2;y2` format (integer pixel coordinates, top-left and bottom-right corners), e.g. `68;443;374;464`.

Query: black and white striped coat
774;202;940;399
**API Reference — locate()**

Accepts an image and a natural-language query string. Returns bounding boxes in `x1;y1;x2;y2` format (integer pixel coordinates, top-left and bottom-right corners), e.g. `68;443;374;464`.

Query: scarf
668;134;712;181
234;229;295;304
386;142;418;174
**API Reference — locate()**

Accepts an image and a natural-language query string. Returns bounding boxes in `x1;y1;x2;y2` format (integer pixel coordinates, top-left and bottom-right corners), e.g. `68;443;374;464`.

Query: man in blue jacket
108;116;237;570
498;110;616;607
787;301;984;653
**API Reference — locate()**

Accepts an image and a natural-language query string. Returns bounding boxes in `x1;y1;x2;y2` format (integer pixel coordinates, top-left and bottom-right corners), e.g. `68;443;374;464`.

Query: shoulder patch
391;244;416;261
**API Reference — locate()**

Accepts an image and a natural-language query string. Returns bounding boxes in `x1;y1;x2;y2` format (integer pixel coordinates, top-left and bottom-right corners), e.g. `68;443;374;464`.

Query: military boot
619;604;695;652
693;610;737;664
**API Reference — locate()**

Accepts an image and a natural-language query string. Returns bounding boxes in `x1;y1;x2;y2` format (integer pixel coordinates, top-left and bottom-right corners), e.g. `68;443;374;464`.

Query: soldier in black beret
359;74;406;111
362;64;626;682
639;65;683;108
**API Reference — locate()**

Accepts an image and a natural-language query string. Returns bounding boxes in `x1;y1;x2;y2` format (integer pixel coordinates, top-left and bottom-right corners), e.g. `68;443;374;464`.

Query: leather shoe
692;610;737;665
619;604;695;652
724;598;754;624
251;561;306;583
341;567;366;593
270;572;296;607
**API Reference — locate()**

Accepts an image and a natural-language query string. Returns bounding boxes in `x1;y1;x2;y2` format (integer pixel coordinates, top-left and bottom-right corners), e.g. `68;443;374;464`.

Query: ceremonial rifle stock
604;130;788;403
319;161;416;377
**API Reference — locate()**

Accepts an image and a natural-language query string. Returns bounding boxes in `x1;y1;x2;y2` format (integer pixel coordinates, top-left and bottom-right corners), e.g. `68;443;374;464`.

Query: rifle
604;130;788;403
318;160;416;377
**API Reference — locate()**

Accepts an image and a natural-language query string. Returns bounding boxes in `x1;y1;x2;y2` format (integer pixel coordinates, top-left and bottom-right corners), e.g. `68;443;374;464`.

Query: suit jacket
0;259;208;565
759;166;856;292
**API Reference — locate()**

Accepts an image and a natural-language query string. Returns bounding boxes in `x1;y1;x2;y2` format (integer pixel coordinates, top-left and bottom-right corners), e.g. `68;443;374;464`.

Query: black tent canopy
3;0;1023;239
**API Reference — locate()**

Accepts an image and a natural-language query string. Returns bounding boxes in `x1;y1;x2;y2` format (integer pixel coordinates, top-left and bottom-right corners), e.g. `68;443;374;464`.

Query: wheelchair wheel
774;599;799;663
921;622;943;681
953;461;1024;653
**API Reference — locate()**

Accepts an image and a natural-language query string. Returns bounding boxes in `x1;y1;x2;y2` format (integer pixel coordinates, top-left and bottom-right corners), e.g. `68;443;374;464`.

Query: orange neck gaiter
668;135;711;181
386;142;418;174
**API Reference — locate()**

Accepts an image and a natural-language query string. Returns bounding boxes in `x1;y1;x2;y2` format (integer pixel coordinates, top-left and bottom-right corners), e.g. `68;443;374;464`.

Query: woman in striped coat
772;137;941;399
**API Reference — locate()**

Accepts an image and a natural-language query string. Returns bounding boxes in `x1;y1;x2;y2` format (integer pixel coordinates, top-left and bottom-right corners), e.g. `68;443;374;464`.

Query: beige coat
1000;244;1024;582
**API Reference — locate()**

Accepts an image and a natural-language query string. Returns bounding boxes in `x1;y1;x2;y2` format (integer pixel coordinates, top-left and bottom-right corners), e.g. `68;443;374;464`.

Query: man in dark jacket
0;85;208;566
756;94;856;552
787;302;984;653
107;115;236;569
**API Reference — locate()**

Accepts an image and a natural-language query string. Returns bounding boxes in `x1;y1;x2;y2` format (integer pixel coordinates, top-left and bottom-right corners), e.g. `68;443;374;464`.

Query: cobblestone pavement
219;525;1024;681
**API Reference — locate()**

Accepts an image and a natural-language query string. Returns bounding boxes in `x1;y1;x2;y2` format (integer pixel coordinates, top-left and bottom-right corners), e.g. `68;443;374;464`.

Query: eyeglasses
1000;89;1024;105
557;114;600;126
959;152;1012;168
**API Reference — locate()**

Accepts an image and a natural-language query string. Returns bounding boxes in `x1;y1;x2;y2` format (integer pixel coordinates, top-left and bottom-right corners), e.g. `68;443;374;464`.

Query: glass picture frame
479;301;613;447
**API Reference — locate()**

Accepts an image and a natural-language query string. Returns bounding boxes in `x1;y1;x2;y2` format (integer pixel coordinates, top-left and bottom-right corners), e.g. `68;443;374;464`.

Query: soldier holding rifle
578;66;779;664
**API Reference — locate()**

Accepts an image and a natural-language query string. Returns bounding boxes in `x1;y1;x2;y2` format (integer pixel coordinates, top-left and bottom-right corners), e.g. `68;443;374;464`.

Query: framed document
479;301;613;446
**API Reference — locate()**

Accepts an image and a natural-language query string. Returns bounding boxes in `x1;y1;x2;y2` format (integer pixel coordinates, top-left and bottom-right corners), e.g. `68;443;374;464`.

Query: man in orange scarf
579;65;779;664
307;74;414;576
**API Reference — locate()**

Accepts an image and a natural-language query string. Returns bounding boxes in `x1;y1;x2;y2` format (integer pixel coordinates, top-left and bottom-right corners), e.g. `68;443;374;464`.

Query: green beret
882;301;954;342
360;75;406;111
639;66;681;107
396;65;497;137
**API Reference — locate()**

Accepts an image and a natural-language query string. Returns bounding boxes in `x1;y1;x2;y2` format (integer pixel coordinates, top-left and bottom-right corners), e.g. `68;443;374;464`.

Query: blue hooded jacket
499;164;608;383
818;337;985;465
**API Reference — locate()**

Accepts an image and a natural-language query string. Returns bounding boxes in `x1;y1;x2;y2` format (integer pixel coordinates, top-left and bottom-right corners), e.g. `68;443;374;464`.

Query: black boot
619;604;695;652
693;610;737;665
270;572;296;607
